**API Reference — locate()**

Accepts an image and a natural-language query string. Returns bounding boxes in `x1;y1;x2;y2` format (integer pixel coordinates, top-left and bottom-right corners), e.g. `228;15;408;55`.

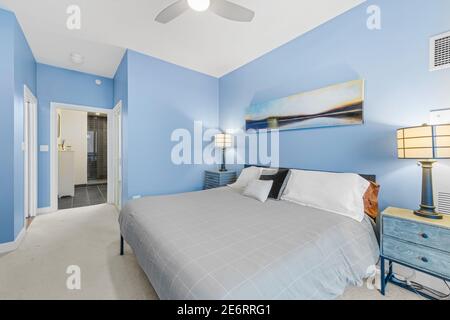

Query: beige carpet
0;204;420;300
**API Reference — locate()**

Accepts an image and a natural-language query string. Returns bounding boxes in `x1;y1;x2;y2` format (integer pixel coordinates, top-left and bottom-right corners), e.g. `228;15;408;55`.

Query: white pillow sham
229;166;263;190
243;180;273;203
281;169;369;222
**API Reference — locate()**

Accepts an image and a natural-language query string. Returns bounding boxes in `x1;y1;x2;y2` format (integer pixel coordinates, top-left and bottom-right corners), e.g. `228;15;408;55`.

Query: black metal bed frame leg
120;235;124;256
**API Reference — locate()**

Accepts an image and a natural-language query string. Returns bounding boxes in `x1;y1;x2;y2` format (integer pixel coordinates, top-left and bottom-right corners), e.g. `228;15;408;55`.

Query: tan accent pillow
364;182;380;219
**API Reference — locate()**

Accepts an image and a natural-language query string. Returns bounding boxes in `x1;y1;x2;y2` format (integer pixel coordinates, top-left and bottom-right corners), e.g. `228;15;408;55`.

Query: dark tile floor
58;184;107;210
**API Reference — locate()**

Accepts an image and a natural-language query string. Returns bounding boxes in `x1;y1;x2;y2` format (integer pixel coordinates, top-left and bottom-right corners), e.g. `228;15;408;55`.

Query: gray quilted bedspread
119;187;379;300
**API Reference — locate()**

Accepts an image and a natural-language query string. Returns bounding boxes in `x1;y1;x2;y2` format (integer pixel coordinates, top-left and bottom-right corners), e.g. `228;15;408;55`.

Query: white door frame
113;101;122;210
50;102;114;212
24;85;38;220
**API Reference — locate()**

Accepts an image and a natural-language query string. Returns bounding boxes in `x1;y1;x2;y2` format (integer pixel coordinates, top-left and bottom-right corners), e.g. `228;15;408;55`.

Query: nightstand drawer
205;176;235;184
205;176;219;183
204;170;237;189
383;236;450;279
383;216;450;253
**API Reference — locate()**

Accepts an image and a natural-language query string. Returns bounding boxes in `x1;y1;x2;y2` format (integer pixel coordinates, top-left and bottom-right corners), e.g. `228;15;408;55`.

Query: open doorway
57;109;108;209
51;103;116;212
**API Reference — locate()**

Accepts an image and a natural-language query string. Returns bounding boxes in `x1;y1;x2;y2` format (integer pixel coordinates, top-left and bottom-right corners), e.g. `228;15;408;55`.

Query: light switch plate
40;145;49;152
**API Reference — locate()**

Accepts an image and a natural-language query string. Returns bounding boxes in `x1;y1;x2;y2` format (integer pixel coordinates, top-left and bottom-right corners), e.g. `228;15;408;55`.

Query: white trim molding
0;228;26;254
50;103;114;212
112;100;122;211
24;85;38;221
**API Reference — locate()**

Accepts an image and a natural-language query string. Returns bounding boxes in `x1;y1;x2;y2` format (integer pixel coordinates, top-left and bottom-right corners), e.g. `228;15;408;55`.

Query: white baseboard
37;206;56;215
0;228;26;254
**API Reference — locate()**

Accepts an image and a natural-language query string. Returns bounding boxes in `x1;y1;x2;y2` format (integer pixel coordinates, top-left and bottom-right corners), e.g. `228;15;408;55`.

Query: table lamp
397;124;450;219
215;133;232;172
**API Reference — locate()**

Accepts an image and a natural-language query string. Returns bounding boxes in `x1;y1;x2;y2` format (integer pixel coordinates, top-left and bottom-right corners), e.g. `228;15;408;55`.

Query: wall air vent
433;164;450;216
430;31;450;71
438;192;450;215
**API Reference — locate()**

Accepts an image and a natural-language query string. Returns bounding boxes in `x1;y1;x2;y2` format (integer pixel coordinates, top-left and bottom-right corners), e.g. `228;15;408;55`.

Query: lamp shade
215;133;232;148
397;124;450;159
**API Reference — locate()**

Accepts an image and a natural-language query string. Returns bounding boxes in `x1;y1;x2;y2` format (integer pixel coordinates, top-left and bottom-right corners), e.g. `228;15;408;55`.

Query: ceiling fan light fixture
187;0;210;12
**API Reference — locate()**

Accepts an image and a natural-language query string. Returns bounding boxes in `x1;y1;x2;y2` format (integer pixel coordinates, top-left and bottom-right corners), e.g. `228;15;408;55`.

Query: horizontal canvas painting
245;80;364;131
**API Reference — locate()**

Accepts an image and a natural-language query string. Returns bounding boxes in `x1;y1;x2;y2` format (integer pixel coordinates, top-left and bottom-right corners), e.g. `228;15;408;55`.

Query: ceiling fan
155;0;255;24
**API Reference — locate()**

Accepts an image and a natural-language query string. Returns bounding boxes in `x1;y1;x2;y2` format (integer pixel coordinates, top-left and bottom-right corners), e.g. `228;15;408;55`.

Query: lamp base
414;210;443;220
414;160;442;220
219;148;227;172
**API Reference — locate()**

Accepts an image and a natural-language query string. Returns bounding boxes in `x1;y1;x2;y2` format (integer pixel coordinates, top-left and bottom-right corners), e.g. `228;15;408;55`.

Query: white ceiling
0;0;365;78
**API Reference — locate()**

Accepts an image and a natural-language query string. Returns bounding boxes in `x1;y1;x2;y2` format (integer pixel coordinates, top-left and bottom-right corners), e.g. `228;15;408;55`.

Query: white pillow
281;169;369;222
243;180;273;203
229;166;263;190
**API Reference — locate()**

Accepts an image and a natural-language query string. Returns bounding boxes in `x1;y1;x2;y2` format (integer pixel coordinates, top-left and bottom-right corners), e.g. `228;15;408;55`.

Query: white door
24;86;38;220
113;101;122;209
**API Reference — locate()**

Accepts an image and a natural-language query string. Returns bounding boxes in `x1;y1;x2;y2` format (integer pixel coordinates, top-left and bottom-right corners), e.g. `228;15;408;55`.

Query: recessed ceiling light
187;0;210;12
70;52;84;64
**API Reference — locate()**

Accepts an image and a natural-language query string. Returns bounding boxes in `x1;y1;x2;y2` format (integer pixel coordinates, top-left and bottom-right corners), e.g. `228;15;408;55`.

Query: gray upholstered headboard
244;165;376;183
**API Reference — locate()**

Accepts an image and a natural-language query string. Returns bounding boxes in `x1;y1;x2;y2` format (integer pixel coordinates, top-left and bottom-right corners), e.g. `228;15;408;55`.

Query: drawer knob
420;233;429;239
420;257;429;263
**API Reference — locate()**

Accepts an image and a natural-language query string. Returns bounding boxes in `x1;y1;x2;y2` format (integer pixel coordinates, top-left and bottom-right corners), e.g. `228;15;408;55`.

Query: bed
118;171;380;300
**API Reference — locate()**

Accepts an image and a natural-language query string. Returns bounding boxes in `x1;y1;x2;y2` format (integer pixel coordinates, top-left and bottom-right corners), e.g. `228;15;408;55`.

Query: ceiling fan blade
210;0;255;22
155;0;189;24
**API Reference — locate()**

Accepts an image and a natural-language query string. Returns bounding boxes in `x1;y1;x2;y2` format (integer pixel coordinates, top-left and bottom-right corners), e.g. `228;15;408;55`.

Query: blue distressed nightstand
204;170;236;190
380;207;450;299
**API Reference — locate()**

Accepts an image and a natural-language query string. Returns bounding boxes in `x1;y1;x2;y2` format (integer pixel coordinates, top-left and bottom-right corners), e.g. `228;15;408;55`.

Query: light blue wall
37;64;114;208
0;9;16;243
113;51;129;205
13;17;37;237
0;9;36;243
124;50;219;199
219;0;450;210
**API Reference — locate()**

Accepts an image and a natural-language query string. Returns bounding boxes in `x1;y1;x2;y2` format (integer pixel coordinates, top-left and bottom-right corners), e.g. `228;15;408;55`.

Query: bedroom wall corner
123;50;220;201
113;51;129;206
